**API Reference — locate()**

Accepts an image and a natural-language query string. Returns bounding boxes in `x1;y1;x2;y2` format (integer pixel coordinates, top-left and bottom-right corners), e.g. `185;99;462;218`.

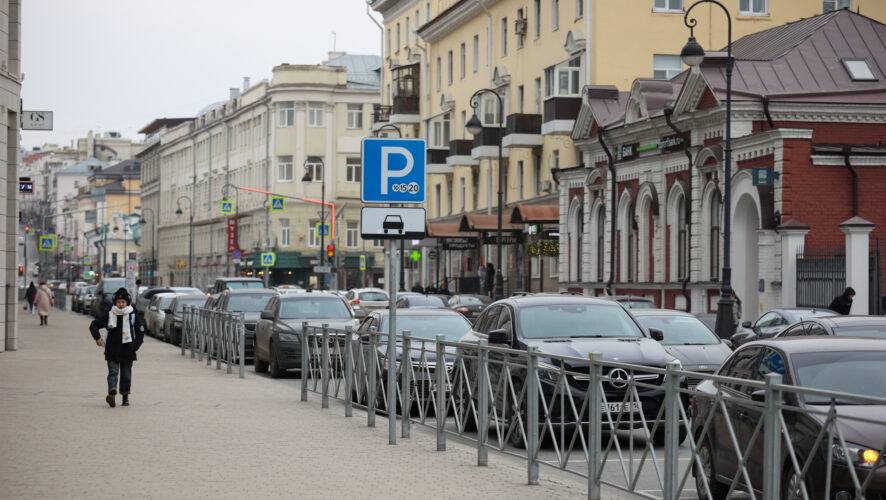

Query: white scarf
108;305;134;343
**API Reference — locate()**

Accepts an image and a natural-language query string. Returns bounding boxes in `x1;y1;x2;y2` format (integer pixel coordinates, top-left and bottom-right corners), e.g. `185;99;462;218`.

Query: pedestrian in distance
25;281;37;315
829;287;855;315
89;288;145;408
34;282;54;326
731;291;743;333
438;278;451;296
485;262;496;298
411;282;424;293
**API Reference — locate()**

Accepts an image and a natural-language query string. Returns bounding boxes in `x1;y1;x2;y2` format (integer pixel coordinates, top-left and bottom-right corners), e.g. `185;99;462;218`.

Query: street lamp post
221;184;241;276
175;196;195;287
681;0;735;339
373;124;407;291
466;89;504;300
302;157;326;290
139;207;156;285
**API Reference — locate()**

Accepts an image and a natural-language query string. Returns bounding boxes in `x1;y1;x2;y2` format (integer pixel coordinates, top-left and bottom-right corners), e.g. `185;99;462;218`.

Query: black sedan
163;294;209;345
447;294;492;321
254;292;357;378
215;288;277;362
776;315;886;339
731;308;835;347
395;293;447;309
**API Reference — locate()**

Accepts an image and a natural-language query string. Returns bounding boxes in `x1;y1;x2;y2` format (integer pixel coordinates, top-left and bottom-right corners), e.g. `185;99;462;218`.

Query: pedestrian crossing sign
220;200;235;215
260;252;276;267
83;256;93;266
270;196;285;212
38;234;57;252
359;254;366;271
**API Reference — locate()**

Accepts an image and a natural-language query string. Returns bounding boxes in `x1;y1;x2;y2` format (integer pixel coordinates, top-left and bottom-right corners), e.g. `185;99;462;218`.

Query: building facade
2;0;21;351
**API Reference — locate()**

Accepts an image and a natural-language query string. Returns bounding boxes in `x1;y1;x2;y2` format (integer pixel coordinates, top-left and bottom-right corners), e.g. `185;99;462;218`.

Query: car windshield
379;314;471;340
225;281;264;289
518;303;645;339
102;279;126;292
359;291;388;301
157;296;175;309
226;294;273;312
791;351;886;404
174;298;206;312
635;315;720;345
280;298;351;319
621;300;656;309
460;295;491;306
783;309;836;323
832;324;886;339
404;295;445;307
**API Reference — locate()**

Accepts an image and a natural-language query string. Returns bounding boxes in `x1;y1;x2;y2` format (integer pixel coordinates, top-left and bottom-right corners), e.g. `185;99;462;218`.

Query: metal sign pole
387;243;398;446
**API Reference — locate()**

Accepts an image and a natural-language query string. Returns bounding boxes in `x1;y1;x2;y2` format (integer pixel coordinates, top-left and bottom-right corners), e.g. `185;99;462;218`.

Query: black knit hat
113;288;131;305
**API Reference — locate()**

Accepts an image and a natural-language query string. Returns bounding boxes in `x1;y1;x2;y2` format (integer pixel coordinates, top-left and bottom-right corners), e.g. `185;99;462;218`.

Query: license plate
603;401;641;414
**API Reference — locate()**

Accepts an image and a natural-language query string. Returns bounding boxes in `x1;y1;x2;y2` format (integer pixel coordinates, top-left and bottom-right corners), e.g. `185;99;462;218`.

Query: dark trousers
107;360;133;394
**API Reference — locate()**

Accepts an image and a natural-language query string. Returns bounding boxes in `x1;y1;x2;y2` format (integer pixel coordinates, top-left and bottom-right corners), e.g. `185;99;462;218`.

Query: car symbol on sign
383;215;404;234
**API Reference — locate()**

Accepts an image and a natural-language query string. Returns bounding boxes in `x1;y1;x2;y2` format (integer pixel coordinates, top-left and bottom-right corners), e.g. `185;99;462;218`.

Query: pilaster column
778;220;810;309
840;216;875;315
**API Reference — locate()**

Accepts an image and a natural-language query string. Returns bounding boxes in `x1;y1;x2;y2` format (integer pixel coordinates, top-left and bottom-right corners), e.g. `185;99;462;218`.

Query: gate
796;247;845;309
871;237;883;315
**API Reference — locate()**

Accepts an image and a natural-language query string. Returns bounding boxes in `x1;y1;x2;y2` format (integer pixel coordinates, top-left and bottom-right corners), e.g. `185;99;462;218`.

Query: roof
746;337;886;353
815;316;886;326
138;118;192;135
729;9;843;61
57;158;107;176
426;222;476;238
500;295;623;307
223;288;276;295
458;213;523;232
372;308;465;318
91;159;140;178
510;203;559;224
324;53;382;90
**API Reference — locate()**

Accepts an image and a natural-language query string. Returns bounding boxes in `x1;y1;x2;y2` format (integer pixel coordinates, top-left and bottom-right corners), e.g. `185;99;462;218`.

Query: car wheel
652;426;687;447
694;438;729;500
783;467;809;500
269;342;284;378
508;412;527;449
254;351;269;373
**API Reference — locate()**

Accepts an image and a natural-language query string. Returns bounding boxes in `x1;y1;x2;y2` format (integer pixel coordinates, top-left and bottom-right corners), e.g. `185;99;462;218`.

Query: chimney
326;51;346;62
230;87;240;100
242;76;250;91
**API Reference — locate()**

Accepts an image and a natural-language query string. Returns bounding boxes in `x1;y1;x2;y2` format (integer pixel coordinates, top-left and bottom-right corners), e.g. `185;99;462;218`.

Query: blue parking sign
361;138;426;203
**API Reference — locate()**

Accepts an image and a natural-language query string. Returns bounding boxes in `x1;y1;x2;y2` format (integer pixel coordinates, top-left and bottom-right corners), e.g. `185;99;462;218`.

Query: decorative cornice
418;0;491;44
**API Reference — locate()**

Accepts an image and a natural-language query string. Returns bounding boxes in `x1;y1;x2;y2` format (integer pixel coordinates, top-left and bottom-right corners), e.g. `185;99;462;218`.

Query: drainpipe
585;0;593;84
598;127;616;295
843;146;858;216
665;107;693;310
366;3;384;106
761;97;775;130
263;101;271;287
475;0;494;83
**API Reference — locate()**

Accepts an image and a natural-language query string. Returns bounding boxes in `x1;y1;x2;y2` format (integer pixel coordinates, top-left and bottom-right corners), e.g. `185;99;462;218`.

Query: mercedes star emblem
608;369;630;389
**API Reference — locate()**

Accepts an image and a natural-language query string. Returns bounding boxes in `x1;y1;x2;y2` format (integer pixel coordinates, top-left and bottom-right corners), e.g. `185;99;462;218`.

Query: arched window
595;202;605;282
676;193;688;280
567;198;583;282
636;189;657;283
668;184;689;282
709;190;721;281
617;192;636;283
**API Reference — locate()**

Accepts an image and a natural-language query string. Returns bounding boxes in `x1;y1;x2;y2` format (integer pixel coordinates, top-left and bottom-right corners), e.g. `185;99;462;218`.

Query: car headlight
278;333;301;343
537;361;560;382
832;443;881;468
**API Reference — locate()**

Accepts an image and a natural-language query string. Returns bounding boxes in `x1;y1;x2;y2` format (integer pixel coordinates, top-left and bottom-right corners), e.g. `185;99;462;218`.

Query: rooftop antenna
332;31;337;52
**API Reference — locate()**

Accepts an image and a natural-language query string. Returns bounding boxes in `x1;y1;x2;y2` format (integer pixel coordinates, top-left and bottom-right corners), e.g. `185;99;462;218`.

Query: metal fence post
238;313;245;379
588;352;603;500
435;335;446;452
387;331;397;446
368;331;378;428
763;373;783;500
225;314;234;375
300;321;309;402
344;326;354;417
196;309;203;362
180;306;187;357
663;360;681;500
215;312;222;370
321;323;330;409
401;330;412;439
527;347;539;485
477;339;489;467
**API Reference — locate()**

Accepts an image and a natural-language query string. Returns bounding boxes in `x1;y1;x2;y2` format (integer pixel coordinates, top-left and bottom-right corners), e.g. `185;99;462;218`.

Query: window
739;0;768;15
307;102;325;127
305;158;324;182
843;59;878;81
346;220;358;247
472;35;480;73
517;161;524;197
552;149;560;170
709;191;721;281
277;102;294;127
503;166;509;204
534;77;542;113
460;177;466;211
501;17;508;56
386;28;391;56
347;104;363;129
432;114;451;148
447;50;453;85
280;218;290;246
414;11;419;43
460;43;466;79
517;9;525;48
436;57;442;90
447;178;453;215
435;184;442;217
533;0;541;38
425;1;430;21
308;220;320;247
533;154;542;195
396;23;401;50
552;0;560;30
277;155;293;181
653;54;682;80
824;0;851;11
405;18;410;48
346;157;361;182
654;0;683;11
482;94;500;125
471;170;479;209
545;57;581;97
517;85;524;113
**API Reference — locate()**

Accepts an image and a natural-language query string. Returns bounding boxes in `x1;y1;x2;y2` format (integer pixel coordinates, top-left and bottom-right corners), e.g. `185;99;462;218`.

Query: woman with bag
89;288;146;408
34;282;53;326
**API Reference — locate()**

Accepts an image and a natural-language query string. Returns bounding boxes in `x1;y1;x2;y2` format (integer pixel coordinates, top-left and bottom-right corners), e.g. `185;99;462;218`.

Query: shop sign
528;241;560;257
617;134;688;162
484;234;519;245
442;237;478;251
226;218;238;253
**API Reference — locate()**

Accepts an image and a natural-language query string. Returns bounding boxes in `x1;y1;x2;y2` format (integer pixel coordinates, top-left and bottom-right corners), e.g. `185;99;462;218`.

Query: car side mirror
742;321;753;329
163;309;172;314
487;328;510;344
751;389;767;402
722;339;734;350
260;311;274;320
648;328;664;342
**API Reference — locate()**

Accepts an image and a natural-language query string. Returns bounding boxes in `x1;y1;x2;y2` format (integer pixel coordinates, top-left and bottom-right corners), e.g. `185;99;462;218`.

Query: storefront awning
427;222;477;239
458;213;523;233
510;203;559;224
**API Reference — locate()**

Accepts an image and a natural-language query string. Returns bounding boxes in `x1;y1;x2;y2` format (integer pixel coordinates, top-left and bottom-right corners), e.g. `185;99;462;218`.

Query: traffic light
17;265;23;276
23;224;30;234
326;244;335;265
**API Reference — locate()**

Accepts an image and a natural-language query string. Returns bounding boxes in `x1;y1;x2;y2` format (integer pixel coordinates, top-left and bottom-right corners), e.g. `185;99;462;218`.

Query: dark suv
215;288;277;361
211;277;265;295
459;294;679;446
92;277;127;317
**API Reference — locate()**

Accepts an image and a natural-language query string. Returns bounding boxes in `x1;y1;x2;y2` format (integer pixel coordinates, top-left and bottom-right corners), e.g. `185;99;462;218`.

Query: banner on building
227;218;239;253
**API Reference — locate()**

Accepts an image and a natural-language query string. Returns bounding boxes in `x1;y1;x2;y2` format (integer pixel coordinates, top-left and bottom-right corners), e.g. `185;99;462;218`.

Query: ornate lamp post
302;157;326;290
175;196;194;287
138;207;156;285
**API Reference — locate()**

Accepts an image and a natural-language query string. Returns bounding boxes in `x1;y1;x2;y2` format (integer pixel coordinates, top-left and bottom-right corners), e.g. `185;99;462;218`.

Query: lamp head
139;217;147;226
466;113;483;136
175;206;183;216
681;36;705;67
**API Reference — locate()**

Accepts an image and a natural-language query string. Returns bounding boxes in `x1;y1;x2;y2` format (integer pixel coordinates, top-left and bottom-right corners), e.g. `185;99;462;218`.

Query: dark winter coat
89;311;146;362
829;294;853;315
25;284;37;304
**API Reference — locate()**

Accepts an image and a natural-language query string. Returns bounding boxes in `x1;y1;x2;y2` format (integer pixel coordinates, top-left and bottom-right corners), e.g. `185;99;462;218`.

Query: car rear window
226;294;274;312
280;297;351;319
832;325;886;339
225;281;265;290
359;291;388;301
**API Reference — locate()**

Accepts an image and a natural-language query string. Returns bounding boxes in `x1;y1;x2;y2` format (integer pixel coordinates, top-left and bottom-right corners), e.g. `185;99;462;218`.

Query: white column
779;222;810;309
840;216;875;315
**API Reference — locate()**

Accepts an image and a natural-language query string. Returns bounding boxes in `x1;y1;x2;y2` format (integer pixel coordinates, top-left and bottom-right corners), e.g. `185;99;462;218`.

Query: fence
296;323;886;500
796;248;845;309
180;306;246;378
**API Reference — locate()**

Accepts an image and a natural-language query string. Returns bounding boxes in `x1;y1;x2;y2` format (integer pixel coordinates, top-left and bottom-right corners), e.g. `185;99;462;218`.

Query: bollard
663;360;681;500
386;331;397;446
368;330;378;428
300;321;309;402
344;326;354;417
527;347;539;485
477;339;489;467
321;324;330;409
238;313;245;379
587;352;603;500
435;335;446;451
762;373;783;500
180;306;187;357
401;331;412;439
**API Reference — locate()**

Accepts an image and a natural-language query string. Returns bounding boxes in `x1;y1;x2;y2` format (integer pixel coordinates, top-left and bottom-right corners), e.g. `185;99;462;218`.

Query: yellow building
370;0;886;293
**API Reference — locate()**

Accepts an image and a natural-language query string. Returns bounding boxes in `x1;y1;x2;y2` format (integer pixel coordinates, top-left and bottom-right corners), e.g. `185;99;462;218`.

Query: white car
145;292;179;339
345;288;390;318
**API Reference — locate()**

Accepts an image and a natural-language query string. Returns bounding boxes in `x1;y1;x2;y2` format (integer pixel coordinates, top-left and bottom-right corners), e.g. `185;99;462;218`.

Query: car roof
744;337;886;353
810;315;886;327
171;294;206;301
598;295;654;302
279;293;343;300
223;288;274;295
153;292;179;299
629;308;694;317
216;277;262;282
770;307;834;314
372;308;463;318
353;287;386;293
498;295;621;307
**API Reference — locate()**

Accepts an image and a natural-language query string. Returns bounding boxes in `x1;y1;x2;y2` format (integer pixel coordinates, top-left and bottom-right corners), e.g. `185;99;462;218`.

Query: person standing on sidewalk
89;288;145;408
829;287;855;315
34;282;54;326
25;282;37;316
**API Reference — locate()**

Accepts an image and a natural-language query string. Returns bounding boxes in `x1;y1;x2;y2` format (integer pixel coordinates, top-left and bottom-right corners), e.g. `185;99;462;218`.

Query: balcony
542;96;582;135
502;113;543;148
390;95;420;124
447;139;477;166
427;147;452;174
471;127;510;160
372;104;391;124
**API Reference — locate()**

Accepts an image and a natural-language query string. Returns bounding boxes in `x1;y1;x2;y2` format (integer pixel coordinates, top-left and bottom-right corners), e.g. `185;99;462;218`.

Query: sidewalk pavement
0;308;593;499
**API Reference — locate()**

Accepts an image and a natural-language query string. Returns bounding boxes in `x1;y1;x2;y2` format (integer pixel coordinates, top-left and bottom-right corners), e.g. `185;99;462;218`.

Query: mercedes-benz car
215;288;278;362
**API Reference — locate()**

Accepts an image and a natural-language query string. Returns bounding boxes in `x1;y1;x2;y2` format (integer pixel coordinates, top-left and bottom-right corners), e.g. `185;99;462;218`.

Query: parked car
77;285;97;314
145;293;179;339
92;277;127;317
395;293;447;309
163;294;210;345
346;288;390;318
459;295;680;446
71;286;88;312
598;295;657;309
731;308;836;347
776;315;886;340
631;309;733;387
215;288;277;361
136;287;174;313
210;277;265;295
692;338;886;499
254;292;357;377
447;294;493;321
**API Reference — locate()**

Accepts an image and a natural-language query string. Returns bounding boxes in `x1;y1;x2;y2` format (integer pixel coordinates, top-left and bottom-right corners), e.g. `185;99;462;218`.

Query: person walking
829;287;855;315
732;292;743;332
485;262;496;298
34;282;53;326
25;282;37;316
89;288;145;408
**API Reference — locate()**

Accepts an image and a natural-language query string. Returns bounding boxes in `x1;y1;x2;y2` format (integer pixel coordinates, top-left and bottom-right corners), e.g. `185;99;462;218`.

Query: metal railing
296;323;886;500
180;306;246;378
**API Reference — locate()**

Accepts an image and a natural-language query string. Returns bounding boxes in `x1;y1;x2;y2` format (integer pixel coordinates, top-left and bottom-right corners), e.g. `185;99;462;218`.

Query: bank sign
616;133;688;161
360;138;426;204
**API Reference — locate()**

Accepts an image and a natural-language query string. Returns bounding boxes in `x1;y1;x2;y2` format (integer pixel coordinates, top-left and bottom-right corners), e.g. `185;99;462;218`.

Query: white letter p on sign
380;146;414;195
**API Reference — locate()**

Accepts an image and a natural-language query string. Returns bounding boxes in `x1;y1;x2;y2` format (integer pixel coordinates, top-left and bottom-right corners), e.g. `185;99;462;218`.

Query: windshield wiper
674;342;713;346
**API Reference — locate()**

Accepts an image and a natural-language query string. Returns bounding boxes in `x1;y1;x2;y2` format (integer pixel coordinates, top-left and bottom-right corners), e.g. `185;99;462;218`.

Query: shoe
121;394;129;407
106;390;117;408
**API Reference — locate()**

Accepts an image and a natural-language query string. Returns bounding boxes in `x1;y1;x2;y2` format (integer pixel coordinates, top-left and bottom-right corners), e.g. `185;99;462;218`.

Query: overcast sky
21;0;382;149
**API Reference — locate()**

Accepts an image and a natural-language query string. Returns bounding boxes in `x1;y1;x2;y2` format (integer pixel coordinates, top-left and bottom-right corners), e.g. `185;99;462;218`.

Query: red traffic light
326;244;335;258
17;265;23;275
23;224;30;233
